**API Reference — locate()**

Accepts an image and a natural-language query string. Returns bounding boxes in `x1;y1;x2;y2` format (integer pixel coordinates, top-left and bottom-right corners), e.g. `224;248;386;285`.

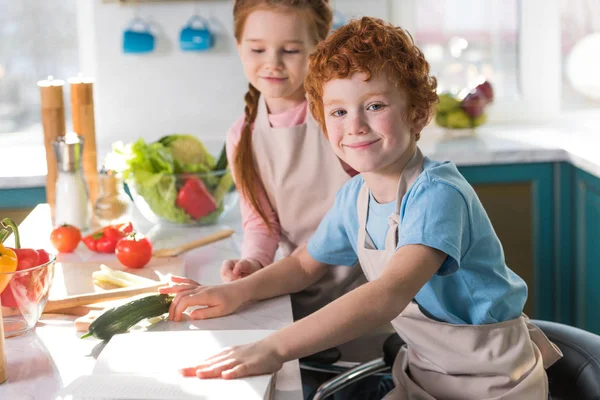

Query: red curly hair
305;16;438;140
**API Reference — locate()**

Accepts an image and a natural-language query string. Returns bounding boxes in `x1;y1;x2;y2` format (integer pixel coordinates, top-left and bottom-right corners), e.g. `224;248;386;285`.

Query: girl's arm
225;122;280;269
180;244;445;379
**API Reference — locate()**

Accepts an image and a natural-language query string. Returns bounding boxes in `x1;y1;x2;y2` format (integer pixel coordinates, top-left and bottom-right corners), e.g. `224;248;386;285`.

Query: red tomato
50;224;81;253
115;234;152;269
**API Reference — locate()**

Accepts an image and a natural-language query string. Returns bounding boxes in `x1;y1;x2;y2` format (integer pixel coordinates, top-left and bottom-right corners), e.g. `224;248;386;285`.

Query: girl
162;17;562;399
221;0;365;321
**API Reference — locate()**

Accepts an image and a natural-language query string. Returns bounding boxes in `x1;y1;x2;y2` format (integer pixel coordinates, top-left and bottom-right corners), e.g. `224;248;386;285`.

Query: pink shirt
226;100;356;267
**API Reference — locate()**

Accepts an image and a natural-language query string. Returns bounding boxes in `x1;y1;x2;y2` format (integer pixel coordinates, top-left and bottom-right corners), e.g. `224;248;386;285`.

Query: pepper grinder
94;168;132;226
52;133;91;230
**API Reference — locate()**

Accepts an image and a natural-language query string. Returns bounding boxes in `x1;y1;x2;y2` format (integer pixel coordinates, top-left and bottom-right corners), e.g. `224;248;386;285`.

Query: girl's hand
159;276;246;321
220;258;262;282
179;339;283;380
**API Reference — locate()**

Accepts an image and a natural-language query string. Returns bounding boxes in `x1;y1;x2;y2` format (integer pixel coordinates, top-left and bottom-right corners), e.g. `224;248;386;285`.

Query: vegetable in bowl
108;135;237;226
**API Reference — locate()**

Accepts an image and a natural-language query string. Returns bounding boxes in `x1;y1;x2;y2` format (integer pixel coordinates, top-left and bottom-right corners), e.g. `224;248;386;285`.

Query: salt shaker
52;133;91;230
94;168;132;226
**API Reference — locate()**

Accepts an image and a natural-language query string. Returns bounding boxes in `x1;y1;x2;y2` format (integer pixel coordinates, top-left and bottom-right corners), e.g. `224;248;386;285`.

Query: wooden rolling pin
2;282;167;317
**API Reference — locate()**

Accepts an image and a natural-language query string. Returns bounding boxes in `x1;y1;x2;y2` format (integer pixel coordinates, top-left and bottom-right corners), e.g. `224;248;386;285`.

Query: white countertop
0;205;303;400
2;113;600;190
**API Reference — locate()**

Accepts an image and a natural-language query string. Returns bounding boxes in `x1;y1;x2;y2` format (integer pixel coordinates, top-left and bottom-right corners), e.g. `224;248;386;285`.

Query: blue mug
123;18;155;54
180;15;214;52
332;10;346;31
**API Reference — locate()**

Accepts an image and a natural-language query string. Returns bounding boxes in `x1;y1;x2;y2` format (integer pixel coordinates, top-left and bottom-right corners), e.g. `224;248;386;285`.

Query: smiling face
323;72;426;174
237;9;315;104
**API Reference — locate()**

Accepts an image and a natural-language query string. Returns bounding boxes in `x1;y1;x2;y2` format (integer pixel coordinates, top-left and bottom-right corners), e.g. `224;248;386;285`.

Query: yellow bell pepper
0;243;18;294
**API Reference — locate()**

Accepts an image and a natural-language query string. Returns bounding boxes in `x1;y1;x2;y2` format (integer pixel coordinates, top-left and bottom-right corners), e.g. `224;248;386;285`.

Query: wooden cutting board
49;256;185;301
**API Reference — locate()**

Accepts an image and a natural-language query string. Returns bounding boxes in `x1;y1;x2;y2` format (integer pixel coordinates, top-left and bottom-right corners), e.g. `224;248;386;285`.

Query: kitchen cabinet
573;167;600;334
0;187;46;224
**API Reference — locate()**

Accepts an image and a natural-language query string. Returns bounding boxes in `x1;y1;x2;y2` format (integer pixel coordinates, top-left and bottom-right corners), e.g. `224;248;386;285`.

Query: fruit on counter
115;233;153;269
461;91;486;118
476;81;494;102
50;224;82;253
82;222;134;253
435;80;494;130
438;93;461;113
0;218;54;307
446;109;472;129
176;177;217;219
80;293;173;340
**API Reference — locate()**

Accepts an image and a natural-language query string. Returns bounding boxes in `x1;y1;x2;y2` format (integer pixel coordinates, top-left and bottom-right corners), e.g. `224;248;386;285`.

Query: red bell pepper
176;177;217;219
82;222;134;253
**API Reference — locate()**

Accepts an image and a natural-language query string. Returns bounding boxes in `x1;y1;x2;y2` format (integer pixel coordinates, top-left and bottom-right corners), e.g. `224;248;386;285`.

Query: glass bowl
1;254;56;338
127;169;239;226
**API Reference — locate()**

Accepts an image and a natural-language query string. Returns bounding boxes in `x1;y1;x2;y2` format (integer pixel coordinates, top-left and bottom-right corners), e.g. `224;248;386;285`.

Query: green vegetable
159;134;215;172
213;170;234;204
213;143;228;171
80;294;173;340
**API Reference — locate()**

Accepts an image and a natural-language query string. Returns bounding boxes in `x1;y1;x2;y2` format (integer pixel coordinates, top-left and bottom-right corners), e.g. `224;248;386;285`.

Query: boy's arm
239;245;330;301
266;244;445;361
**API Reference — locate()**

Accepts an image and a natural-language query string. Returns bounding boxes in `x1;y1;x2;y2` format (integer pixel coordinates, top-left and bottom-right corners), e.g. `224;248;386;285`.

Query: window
561;0;600;111
412;0;519;101
0;0;79;134
391;0;561;122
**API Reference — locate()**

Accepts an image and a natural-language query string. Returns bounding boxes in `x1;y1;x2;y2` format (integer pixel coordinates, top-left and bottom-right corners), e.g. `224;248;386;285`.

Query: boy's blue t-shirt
307;157;527;325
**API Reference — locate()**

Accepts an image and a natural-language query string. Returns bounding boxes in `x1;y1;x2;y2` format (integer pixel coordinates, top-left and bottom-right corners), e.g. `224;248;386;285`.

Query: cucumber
81;293;173;340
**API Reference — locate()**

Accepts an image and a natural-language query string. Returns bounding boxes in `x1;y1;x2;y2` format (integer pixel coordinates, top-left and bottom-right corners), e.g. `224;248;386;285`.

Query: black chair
312;320;600;400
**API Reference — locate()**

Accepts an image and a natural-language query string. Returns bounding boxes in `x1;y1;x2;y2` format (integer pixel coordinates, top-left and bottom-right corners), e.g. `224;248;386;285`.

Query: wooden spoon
152;229;235;258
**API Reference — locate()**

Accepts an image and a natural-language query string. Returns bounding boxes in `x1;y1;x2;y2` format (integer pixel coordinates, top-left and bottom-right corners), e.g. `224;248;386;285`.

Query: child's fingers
189;305;226;320
221;363;250;379
232;260;253;276
196;358;240;379
168;288;202;320
220;260;237;282
170;276;199;285
159;283;198;294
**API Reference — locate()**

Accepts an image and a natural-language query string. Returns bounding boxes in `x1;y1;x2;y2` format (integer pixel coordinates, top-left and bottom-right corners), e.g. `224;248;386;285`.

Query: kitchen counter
0;204;303;400
2;113;600;190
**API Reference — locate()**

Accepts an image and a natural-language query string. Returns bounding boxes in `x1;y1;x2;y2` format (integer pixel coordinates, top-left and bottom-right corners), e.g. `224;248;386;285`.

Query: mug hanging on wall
332;10;346;31
180;15;214;52
123;18;155;54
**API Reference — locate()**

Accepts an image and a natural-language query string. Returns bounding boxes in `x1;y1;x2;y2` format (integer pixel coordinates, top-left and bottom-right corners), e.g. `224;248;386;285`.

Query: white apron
356;146;563;399
252;97;366;320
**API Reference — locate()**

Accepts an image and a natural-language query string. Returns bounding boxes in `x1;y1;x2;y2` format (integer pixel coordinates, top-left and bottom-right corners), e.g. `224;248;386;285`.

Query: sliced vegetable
80;293;173;340
93;264;156;288
176;177;217;219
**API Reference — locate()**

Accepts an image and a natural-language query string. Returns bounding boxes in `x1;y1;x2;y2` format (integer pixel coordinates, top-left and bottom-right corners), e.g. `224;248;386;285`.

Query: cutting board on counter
45;256;185;316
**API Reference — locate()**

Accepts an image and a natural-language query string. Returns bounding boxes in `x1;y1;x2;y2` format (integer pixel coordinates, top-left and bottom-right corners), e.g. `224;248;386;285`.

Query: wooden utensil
152;229;235;258
29;281;165;317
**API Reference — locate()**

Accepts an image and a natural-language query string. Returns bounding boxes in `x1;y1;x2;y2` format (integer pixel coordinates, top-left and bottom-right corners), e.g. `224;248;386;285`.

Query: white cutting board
59;330;276;400
49;257;185;300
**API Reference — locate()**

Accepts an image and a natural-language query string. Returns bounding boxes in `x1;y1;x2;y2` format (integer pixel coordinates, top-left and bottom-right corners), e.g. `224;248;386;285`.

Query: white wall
78;0;390;151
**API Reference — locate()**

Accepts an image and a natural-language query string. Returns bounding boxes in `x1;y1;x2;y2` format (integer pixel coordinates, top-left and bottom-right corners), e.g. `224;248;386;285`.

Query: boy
162;16;561;399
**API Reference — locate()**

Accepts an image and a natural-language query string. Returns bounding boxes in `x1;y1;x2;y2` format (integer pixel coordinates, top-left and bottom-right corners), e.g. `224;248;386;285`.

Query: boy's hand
179;339;283;380
159;276;247;321
220;258;262;282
